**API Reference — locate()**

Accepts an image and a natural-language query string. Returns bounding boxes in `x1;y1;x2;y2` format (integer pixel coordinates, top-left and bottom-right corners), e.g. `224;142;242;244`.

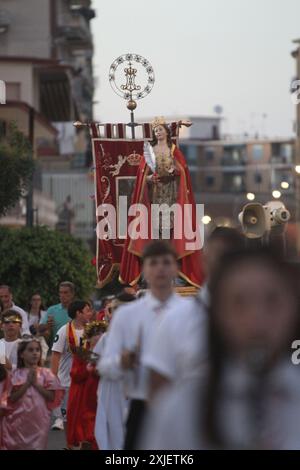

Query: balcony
222;173;246;193
39;69;73;122
221;146;247;166
69;4;96;21
271;143;294;165
57;13;92;45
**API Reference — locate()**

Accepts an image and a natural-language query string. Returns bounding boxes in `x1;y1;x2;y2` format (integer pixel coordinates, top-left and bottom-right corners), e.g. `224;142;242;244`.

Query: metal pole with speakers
238;201;291;253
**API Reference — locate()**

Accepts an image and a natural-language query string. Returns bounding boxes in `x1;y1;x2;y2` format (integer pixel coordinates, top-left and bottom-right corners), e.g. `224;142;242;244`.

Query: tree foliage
0;226;96;308
0;122;34;217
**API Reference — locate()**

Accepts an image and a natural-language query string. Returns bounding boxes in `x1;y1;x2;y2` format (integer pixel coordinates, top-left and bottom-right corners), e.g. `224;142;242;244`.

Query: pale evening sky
91;0;300;138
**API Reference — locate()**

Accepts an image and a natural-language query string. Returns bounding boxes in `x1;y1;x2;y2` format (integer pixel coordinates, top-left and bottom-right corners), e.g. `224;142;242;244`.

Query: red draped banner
90;122;179;287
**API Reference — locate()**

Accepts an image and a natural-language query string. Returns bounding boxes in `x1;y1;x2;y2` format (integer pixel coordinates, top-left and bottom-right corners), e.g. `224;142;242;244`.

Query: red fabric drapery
119;145;204;287
90;122;203;288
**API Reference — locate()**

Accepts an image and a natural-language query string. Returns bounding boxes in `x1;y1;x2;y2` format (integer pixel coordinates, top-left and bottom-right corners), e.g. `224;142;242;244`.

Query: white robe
93;334;128;450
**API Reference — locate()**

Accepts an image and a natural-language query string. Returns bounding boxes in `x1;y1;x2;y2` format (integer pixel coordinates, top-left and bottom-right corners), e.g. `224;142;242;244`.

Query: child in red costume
66;320;108;450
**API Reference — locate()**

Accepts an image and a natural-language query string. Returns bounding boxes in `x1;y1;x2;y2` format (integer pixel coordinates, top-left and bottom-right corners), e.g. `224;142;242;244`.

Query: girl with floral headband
0;338;64;450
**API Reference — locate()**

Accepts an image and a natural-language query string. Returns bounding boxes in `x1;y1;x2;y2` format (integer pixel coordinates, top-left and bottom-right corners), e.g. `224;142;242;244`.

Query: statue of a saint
119;117;204;287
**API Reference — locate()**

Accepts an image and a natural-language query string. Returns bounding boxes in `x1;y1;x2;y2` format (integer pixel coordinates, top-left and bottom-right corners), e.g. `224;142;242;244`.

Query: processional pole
74;54;155;139
108;53;155;139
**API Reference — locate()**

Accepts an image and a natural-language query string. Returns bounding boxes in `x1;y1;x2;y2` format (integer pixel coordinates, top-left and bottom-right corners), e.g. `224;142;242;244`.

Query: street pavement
47;428;67;450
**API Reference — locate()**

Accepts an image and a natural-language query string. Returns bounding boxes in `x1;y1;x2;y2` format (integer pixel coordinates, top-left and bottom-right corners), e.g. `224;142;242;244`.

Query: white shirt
51;323;84;388
28;310;47;328
0;338;20;368
11;303;30;335
198;282;210;308
143;295;208;383
93;333;107;398
98;292;189;401
142;359;300;450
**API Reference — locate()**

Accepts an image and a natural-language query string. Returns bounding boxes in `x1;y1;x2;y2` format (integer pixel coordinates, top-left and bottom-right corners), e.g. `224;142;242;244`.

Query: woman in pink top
0;338;64;450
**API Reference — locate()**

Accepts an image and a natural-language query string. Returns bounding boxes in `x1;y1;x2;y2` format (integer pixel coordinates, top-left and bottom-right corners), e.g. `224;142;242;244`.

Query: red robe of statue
119;144;204;287
66;338;99;450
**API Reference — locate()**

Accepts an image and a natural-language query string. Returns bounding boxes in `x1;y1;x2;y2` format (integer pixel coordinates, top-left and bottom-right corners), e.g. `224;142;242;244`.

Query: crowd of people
1;228;300;450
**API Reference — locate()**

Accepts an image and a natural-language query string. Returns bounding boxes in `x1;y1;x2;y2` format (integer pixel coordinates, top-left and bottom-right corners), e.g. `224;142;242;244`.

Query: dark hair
203;247;300;446
68;300;89;320
150;124;173;148
17;339;42;368
0;285;12;293
136;289;147;299
116;292;136;303
0;363;7;382
0;299;3;314
142;241;178;263
28;293;46;319
59;281;75;293
1;309;23;324
207;226;245;251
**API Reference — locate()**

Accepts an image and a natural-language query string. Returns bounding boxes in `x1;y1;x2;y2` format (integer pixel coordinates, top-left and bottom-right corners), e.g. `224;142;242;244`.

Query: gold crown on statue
151;116;167;129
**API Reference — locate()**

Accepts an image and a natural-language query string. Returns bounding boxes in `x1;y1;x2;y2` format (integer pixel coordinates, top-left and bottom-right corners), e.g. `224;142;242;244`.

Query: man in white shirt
0;310;22;369
50;300;93;431
0;285;30;335
144;296;208;399
98;240;190;449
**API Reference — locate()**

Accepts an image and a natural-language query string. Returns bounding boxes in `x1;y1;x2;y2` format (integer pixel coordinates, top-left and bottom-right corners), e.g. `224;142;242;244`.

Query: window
6;82;21;101
254;172;262;184
212;125;219;140
180;144;188;156
204;147;215;161
185;145;198;165
232;175;243;190
71;152;86;168
280;144;293;163
180;144;198;165
252;145;264;161
223;174;245;192
190;170;198;192
222;146;246;165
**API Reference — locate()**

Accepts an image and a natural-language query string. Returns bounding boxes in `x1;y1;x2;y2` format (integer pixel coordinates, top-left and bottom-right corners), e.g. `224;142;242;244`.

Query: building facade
180;137;296;228
0;0;96;241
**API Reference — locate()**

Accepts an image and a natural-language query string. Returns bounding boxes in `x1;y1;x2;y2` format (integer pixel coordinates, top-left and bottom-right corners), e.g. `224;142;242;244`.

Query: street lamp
272;190;282;199
281;181;290;190
202;215;212;225
246;192;255;201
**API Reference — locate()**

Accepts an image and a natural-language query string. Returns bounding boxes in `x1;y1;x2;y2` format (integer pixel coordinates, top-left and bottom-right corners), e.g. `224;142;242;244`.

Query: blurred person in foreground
98;240;190;449
141;248;300;449
199;226;245;307
144;227;245;400
94;293;135;450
